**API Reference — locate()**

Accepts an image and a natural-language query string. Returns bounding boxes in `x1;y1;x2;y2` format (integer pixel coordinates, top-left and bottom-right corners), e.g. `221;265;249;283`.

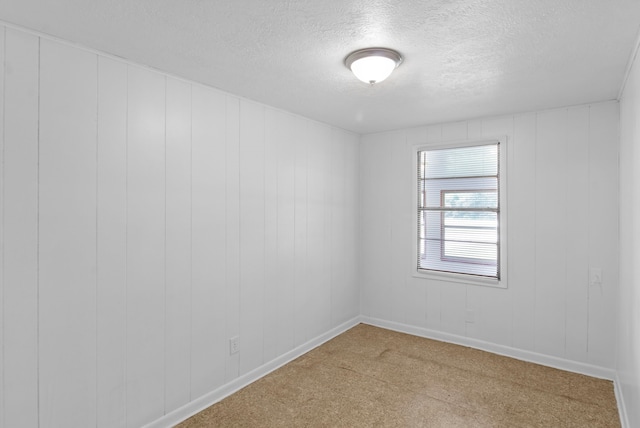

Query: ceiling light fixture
345;47;403;85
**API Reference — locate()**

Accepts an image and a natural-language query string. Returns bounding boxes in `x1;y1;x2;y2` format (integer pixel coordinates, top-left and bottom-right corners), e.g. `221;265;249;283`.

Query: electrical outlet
229;336;239;355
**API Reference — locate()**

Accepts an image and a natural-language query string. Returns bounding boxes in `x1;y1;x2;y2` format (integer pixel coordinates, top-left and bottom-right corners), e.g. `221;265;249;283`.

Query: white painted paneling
344;133;360;321
510;113;537;352
331;129;361;326
587;102;619;368
441;121;468;141
190;85;226;398
439;282;466;336
534;109;568;357
360;132;394;320
564;106;590;362
262;108;279;363
0;26;4;428
330;130;346;326
306;122;332;340
360;102;619;369
389;131;417;325
96;56;127;428
238;100;265;375
164;77;192;411
276;111;296;356
0;25;359;428
125;65;166;428
293;119;309;346
619;41;640;428
38;39;97;428
334;131;360;325
2;27;39;428
225;95;240;382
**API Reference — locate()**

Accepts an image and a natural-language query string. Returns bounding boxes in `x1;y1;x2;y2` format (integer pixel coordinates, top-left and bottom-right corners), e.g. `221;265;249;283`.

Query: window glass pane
421;145;497;179
443;191;497;209
417;142;501;279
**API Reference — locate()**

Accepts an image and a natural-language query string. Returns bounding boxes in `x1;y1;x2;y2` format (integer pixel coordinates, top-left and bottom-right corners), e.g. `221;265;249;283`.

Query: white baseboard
614;373;630;428
360;316;616;381
143;316;361;428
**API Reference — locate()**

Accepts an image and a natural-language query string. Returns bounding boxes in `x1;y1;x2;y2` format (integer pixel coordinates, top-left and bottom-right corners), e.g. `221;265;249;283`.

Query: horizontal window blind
417;143;500;279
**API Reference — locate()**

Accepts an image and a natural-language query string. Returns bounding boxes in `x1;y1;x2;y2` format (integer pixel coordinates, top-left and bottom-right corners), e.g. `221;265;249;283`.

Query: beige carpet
177;324;620;427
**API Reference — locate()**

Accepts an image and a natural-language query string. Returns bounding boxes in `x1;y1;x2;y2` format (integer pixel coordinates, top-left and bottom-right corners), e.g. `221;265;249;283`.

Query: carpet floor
177;324;620;427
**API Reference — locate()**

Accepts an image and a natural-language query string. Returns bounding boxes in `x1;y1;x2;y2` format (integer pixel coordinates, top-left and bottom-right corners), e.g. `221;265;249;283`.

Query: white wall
618;42;640;428
360;102;619;370
0;25;360;428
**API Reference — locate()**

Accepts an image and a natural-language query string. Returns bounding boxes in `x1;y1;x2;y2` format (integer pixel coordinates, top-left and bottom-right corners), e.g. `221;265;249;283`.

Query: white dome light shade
345;48;403;85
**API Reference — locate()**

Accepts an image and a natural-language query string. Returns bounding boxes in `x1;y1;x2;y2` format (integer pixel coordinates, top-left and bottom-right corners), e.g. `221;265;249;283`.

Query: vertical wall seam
261;105;266;365
305;123;309;339
332;130;336;326
188;83;193;402
564;108;569;359
94;53;99;428
510;116;517;348
586;105;591;360
0;25;5;428
124;63;129;428
236;99;241;376
293;121;297;340
237;101;242;373
163;76;168;415
36;35;41;428
533;112;538;353
224;97;229;378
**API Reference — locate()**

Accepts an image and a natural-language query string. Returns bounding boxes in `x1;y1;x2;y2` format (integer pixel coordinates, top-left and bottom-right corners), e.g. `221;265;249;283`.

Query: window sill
413;268;507;289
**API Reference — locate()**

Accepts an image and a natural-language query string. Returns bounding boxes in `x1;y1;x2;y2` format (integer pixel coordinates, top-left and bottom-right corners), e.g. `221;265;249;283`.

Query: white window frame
412;137;508;289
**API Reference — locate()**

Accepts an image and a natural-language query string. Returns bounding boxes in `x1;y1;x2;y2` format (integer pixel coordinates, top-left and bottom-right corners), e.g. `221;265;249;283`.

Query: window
415;139;506;285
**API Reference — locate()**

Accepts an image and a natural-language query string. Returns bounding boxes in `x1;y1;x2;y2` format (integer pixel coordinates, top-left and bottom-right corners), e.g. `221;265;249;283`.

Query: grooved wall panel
276;111;296;357
0;24;359;428
262;108;279;363
293;118;309;347
510;113;537;352
534;110;568;357
225;96;240;382
306;122;332;340
330;131;346;325
96;56;127;428
2;28;39;428
565;106;590;362
618;41;640;428
587;102;618;368
38;38;98;427
0;26;4;428
343;133;360;322
164;76;192;411
333;131;360;325
238;100;265;375
360;133;393;320
190;86;226;399
360;102;619;367
125;65;166;428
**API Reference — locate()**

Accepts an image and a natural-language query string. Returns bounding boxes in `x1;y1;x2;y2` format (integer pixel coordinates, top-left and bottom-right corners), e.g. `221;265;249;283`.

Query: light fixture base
345;48;403;85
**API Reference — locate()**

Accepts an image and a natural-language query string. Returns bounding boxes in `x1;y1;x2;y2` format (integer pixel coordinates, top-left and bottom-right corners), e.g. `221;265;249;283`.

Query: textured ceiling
1;0;639;134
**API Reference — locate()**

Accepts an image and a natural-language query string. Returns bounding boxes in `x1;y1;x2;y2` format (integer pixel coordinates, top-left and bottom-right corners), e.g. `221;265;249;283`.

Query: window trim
412;137;508;289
